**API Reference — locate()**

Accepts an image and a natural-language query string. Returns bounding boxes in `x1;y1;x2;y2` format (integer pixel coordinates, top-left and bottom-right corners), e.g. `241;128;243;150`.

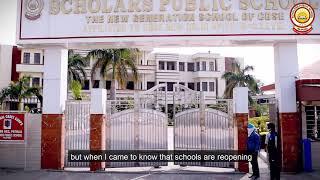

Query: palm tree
0;76;43;111
68;50;87;85
87;49;139;100
222;62;260;101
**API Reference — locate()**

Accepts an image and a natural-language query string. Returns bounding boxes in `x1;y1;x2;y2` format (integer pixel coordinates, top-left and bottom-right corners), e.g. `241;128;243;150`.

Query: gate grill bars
65;100;90;167
106;87;168;168
173;84;234;168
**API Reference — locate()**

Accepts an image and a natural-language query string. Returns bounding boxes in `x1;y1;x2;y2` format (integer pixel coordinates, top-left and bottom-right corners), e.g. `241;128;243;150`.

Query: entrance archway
18;0;320;173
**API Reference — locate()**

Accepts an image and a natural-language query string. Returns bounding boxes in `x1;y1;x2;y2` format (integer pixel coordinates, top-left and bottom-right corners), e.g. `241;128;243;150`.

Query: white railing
64;100;91;167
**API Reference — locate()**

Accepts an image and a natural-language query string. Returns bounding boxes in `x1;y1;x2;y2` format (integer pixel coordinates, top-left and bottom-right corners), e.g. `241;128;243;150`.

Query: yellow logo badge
290;3;315;34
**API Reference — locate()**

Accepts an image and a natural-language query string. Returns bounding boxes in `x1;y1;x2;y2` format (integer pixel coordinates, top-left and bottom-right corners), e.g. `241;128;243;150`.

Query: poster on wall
0;114;25;142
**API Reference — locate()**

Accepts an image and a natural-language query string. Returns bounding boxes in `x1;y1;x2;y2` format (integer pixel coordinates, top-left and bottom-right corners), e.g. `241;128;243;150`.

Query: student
247;123;260;179
265;123;280;180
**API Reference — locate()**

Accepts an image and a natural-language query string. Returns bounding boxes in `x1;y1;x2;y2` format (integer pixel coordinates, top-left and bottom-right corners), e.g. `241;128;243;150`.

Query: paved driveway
1;167;320;180
0;168;252;180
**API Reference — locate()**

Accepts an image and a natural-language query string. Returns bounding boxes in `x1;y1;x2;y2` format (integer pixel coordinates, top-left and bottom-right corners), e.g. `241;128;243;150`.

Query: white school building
3;47;243;102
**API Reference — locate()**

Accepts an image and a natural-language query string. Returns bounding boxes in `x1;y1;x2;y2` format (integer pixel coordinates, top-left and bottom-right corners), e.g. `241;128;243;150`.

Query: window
32;77;40;87
167;82;176;91
82;80;90;90
179;82;185;86
147;82;155;90
34;53;41;64
202;82;208;91
167;62;176;70
93;80;100;88
106;81;111;90
179;62;185;71
23;53;30;64
196;62;200;71
306;106;320;140
159;61;165;70
187;63;194;72
188;83;194;90
209;82;215;92
127;81;134;90
197;82;200;91
209;62;215;71
202;61;207;71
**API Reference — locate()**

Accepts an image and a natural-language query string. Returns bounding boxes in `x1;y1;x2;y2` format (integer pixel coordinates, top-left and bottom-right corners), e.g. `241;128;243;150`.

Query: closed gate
173;84;234;168
64;101;91;167
106;84;168;168
63;84;235;169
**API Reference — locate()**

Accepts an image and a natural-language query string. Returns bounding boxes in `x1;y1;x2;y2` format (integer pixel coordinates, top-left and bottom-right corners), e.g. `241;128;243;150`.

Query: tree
222;62;260;102
87;49;139;100
0;76;43;111
68;50;87;85
70;80;83;100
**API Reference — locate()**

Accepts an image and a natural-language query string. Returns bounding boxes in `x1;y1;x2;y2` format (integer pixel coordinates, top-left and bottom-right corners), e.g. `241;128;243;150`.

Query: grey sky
1;0;319;85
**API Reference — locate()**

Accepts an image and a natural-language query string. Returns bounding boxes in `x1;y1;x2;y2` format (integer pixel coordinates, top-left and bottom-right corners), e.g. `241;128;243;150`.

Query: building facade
0;45;42;111
89;51;243;99
1;47;243;110
17;49;44;88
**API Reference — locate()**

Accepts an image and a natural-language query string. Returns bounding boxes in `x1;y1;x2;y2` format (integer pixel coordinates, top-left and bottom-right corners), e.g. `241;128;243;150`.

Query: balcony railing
16;63;44;73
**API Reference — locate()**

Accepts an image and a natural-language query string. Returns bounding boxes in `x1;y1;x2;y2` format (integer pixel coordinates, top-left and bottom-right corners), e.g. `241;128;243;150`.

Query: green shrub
252;103;269;117
249;116;269;133
70;80;82;100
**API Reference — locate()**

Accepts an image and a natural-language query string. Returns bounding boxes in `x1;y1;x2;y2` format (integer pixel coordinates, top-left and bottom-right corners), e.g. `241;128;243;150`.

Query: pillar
233;87;249;173
41;48;68;169
274;42;300;172
90;89;106;171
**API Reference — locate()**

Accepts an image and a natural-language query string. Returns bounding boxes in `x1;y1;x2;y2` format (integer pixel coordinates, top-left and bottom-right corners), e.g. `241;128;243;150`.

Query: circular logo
25;0;44;21
290;3;315;34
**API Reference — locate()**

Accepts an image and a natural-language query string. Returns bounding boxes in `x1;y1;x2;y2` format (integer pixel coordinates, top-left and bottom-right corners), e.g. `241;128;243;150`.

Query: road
1;168;320;180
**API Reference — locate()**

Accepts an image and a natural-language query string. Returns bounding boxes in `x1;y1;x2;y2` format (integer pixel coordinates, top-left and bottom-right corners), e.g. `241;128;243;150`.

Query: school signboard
0;114;25;142
17;0;320;44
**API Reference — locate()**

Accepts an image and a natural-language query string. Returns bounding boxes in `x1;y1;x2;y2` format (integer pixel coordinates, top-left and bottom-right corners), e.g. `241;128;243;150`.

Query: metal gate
106;84;168;167
63;85;235;169
65;100;90;167
173;84;234;168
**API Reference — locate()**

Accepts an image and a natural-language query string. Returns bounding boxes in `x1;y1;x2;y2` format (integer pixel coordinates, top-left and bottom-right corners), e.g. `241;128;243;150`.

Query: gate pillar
274;42;300;172
90;89;107;171
233;87;249;173
41;48;68;169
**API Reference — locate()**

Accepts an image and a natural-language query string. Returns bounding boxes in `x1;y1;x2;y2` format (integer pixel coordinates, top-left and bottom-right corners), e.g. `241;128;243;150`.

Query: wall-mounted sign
17;0;320;42
0;114;25;141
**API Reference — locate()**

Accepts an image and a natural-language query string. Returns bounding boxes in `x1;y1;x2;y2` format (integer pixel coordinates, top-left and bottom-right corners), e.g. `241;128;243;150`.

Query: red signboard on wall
0;114;25;141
